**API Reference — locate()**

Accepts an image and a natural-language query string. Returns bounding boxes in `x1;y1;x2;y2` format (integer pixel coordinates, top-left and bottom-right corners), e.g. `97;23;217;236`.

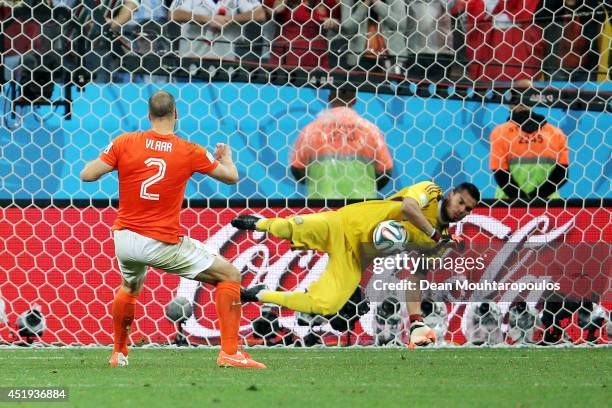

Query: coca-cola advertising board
0;205;610;345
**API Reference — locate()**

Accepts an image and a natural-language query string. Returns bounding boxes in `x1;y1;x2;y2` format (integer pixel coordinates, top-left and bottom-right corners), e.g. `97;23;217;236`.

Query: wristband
430;230;441;242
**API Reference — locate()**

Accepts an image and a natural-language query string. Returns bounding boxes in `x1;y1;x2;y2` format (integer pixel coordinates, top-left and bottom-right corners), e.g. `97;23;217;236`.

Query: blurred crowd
1;0;611;88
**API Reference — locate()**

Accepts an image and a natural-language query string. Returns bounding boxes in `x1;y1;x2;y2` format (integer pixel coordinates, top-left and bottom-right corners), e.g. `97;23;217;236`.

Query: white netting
0;0;610;347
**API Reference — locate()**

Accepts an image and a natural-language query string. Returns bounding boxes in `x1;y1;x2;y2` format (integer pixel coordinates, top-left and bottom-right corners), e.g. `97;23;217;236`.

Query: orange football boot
109;351;129;367
217;350;266;369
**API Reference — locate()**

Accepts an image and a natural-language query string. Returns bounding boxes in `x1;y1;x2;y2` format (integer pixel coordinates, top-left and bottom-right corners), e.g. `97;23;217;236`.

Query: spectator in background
290;87;393;199
109;0;140;30
340;0;408;74
489;85;569;202
170;0;266;60
107;0;171;82
2;1;77;101
405;0;455;80
264;0;339;70
0;2;41;85
465;0;544;82
110;0;169;35
537;0;612;81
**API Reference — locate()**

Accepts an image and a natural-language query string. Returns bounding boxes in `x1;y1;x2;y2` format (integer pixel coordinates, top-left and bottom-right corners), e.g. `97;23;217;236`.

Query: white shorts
113;229;217;286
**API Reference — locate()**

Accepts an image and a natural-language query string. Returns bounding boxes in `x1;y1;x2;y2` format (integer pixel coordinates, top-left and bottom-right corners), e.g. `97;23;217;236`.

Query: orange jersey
99;130;218;244
489;121;569;171
290;107;393;173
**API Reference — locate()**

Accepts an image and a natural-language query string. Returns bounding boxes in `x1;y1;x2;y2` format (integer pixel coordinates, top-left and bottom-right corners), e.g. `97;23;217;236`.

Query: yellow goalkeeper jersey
336;181;449;254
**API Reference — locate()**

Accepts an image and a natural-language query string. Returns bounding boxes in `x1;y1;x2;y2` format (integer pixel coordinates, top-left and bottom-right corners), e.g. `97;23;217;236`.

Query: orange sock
216;281;241;355
112;287;138;355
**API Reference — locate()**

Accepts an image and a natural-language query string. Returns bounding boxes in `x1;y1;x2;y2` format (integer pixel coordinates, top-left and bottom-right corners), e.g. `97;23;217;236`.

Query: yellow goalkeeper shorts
286;212;362;315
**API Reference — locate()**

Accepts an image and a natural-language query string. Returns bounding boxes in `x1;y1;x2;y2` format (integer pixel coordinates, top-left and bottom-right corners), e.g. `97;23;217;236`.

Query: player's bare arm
80;158;114;182
209;143;239;184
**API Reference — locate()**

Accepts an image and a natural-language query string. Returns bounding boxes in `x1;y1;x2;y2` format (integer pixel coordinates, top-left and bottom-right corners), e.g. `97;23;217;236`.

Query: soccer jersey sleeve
401;182;443;209
191;144;219;174
489;125;510;171
99;136;124;168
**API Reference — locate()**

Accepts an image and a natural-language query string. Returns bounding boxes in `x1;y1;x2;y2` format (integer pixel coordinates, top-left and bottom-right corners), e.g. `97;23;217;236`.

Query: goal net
0;0;610;347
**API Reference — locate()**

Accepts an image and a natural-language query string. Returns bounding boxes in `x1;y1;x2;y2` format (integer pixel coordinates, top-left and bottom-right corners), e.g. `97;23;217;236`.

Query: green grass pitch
0;348;610;407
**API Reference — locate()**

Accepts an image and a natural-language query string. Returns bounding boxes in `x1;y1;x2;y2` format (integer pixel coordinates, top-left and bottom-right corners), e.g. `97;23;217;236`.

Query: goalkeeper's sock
216;281;241;355
256;218;292;240
112;287;138;355
258;291;321;314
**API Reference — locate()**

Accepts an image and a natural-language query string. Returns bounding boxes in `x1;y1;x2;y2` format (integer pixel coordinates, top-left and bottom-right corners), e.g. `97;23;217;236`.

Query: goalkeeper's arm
401;197;437;239
401;197;463;247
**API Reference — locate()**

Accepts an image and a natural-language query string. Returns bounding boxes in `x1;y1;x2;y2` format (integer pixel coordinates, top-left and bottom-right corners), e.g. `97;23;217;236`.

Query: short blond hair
148;91;176;119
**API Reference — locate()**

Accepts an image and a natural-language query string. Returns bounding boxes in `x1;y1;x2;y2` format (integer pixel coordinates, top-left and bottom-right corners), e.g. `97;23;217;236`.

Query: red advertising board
0;206;610;345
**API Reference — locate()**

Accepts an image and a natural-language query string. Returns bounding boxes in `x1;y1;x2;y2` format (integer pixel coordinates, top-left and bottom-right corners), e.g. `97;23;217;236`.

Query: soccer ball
165;296;193;323
16;306;46;343
373;220;408;254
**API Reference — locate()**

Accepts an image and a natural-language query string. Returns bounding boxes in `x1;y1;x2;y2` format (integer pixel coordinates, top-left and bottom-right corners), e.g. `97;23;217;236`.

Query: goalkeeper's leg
236;211;358;314
233;212;337;253
256;253;362;316
231;215;294;239
257;284;357;316
256;218;293;240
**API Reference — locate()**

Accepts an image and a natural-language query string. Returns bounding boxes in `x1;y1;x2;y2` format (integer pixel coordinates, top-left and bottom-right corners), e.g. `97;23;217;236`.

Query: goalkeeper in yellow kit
232;181;479;347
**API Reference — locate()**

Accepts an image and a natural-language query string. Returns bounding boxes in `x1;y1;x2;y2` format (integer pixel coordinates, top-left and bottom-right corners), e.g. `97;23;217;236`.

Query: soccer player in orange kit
80;90;265;369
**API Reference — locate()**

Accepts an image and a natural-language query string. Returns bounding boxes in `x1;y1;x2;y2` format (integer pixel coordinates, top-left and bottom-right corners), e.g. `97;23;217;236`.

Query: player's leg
232;212;336;253
156;237;265;368
256;251;362;316
109;273;143;366
231;214;293;239
193;257;241;356
110;230;149;367
240;211;358;314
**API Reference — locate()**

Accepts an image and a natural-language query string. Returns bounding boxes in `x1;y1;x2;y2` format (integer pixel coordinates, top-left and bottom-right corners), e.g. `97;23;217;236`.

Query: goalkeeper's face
443;190;477;222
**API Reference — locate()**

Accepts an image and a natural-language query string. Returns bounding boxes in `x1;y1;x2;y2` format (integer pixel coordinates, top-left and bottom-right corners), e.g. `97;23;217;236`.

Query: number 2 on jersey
140;158;166;200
